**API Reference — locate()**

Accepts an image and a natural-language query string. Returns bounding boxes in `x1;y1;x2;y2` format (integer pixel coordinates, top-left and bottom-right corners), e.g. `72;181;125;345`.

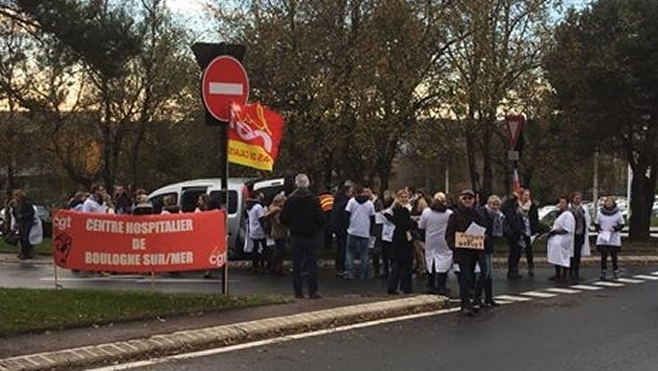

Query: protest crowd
4;175;625;316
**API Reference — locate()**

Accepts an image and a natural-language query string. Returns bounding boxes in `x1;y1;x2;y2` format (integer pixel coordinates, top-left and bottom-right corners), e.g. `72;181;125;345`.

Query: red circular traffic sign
201;56;250;122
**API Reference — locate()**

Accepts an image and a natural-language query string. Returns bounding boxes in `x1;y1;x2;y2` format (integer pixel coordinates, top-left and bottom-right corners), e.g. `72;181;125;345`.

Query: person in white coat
547;196;575;283
569;191;592;281
594;195;625;281
418;192;453;295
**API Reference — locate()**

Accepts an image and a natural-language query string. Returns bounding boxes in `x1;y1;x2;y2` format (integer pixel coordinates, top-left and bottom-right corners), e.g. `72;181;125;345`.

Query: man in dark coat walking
280;173;326;299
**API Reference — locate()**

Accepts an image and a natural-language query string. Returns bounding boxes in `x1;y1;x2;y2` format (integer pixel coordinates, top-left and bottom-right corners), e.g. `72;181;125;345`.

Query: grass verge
0;288;288;336
0;238;51;255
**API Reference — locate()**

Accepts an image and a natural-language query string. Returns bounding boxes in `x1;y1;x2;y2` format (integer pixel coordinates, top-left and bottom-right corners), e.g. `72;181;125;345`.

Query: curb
0;295;448;371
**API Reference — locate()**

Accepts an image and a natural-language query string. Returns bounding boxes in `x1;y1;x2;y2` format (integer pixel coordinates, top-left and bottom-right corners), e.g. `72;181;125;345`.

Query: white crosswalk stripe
651;271;658;276
615;278;644;284
495;295;532;302
519;291;558;298
570;284;603;291
593;281;625;288
633;274;658;281
545;288;581;294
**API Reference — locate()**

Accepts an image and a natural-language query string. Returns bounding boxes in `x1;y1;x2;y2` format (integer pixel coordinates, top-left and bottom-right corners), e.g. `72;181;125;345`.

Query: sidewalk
2;253;657;268
0;294;447;371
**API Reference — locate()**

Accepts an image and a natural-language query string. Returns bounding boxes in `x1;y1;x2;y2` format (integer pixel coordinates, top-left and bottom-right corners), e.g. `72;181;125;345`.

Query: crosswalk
489;271;658;305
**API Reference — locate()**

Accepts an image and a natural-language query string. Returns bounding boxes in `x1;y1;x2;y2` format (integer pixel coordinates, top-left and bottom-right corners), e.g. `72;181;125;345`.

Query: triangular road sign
505;115;525;150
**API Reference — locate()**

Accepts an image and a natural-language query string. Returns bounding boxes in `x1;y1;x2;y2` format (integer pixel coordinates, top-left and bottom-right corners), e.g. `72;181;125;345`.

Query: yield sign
504;114;525;150
201;56;250;122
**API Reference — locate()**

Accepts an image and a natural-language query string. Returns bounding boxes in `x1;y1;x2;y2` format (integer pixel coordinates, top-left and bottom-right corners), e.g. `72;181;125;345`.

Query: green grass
0;288;288;336
0;238;51;255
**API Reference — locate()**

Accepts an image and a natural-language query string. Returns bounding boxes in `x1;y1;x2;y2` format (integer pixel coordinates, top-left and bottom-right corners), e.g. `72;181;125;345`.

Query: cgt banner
51;210;227;273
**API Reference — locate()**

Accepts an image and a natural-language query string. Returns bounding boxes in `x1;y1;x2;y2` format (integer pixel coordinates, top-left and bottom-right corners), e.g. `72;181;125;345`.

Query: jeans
345;234;370;280
291;235;320;297
380;241;394;278
475;253;494;303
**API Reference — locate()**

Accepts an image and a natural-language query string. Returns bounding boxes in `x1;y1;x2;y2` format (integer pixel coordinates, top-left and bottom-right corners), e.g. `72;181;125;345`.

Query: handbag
3;229;19;246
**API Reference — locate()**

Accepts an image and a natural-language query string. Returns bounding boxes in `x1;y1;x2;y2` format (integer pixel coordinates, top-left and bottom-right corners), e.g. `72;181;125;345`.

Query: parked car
148;178;255;259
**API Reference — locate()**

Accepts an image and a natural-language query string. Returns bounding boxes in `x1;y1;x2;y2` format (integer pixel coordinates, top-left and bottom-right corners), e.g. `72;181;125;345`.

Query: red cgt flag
228;102;285;172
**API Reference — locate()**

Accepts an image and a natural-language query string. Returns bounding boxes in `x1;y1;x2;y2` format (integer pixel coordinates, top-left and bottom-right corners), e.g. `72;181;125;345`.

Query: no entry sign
201;56;249;122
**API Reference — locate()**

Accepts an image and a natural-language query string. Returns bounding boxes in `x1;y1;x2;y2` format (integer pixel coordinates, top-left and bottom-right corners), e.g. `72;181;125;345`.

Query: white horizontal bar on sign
495;295;532;302
519;291;557;298
634;274;658;281
570;284;603;291
209;82;243;95
615;278;644;284
592;281;625;288
545;288;581;294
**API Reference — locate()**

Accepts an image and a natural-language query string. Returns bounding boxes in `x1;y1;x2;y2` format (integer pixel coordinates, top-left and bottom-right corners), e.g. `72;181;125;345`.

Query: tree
441;0;558;197
544;0;658;240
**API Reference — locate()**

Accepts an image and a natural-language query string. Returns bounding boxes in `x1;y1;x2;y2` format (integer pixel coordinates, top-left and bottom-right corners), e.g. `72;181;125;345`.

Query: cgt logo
53;216;72;232
208;246;227;267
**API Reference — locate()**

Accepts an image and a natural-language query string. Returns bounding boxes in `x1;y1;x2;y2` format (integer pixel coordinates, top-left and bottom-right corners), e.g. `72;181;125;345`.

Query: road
105;269;658;371
0;259;645;298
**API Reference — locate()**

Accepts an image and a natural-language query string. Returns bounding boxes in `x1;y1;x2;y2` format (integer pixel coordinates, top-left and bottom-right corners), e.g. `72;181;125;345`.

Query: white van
147;178;254;258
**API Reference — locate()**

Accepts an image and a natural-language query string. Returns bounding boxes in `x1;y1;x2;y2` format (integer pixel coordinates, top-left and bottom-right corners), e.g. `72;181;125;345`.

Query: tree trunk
481;126;493;197
628;162;656;241
465;129;478;191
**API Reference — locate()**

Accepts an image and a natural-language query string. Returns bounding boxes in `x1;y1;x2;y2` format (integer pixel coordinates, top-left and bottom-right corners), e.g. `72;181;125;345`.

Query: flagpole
223;125;230;296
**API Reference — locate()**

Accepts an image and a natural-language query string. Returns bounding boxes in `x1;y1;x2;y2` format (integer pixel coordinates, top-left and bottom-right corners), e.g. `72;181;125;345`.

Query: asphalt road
122;271;658;371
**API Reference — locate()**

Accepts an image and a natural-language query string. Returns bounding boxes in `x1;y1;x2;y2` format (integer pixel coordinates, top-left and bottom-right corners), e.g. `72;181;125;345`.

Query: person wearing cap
446;189;489;316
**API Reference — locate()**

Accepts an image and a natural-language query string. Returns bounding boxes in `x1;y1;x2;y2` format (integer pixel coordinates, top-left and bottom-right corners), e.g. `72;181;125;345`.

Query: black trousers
251;238;268;270
334;231;348;273
17;221;33;258
380;241;394;278
457;251;481;310
388;247;413;294
600;247;619;271
507;235;533;274
571;234;585;277
291;235;320;297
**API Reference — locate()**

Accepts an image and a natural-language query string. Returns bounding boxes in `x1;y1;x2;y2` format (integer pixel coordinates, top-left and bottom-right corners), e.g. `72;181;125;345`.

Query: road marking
208;82;243;95
83;307;461;371
615;278;644;284
592;281;625;288
651;271;658;276
519;291;557;298
570;284;603;291
495;295;532;302
545;288;581;294
633;274;658;281
494;300;514;305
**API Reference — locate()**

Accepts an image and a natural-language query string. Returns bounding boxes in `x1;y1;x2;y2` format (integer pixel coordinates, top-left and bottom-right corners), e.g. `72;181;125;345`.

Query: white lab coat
547;211;575;268
419;207;453;273
11;206;43;245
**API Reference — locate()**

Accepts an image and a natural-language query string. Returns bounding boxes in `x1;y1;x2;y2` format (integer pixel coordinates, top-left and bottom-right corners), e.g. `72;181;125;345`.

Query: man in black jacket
446;189;489;316
280;173;326;299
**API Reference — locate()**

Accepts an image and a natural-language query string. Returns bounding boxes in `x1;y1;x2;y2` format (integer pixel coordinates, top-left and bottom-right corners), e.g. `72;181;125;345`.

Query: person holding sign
446;189;489;316
594;196;624;281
